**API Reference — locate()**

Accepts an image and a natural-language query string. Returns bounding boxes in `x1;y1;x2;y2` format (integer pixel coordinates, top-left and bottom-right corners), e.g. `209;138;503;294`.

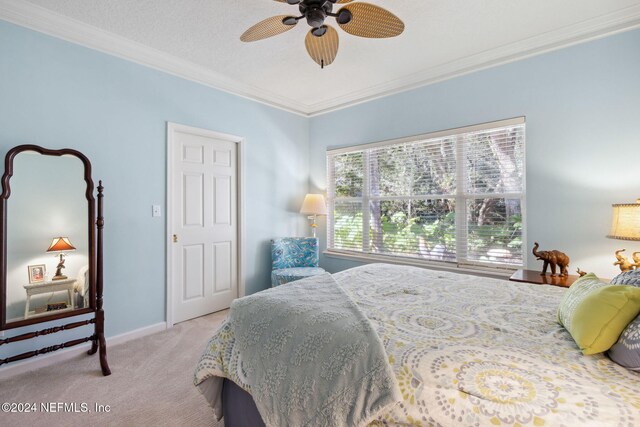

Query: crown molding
307;4;640;116
1;0;640;117
0;0;311;116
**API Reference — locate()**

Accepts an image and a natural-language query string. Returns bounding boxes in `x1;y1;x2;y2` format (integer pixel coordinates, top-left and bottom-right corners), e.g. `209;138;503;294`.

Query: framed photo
28;264;46;284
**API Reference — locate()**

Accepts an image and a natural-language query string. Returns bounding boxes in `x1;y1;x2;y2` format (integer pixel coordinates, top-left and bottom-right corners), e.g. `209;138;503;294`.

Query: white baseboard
0;321;167;379
106;322;167;347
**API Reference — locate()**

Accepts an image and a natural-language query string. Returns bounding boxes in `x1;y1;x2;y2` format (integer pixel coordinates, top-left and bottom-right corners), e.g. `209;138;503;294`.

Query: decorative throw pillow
610;268;640;286
561;284;640;355
607;270;640;370
557;273;609;328
608;315;640;370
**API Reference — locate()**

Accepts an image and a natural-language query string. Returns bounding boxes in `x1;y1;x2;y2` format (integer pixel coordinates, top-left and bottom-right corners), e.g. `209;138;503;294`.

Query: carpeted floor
0;310;227;427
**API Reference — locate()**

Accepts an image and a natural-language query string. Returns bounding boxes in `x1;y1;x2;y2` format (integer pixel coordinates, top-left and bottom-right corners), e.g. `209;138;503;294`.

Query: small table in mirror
23;278;77;318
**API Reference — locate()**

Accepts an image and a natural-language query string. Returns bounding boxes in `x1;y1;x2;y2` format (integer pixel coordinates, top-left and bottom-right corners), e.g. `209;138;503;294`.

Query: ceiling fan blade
240;15;296;42
305;25;339;68
338;3;404;38
275;0;352;2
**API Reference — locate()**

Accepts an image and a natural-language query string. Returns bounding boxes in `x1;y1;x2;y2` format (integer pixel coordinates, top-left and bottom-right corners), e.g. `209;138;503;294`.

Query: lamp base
307;215;318;238
52;274;68;281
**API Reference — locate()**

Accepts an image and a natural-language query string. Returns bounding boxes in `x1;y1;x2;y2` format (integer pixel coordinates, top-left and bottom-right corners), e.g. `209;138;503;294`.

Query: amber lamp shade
47;236;76;280
607;199;640;241
47;236;76;252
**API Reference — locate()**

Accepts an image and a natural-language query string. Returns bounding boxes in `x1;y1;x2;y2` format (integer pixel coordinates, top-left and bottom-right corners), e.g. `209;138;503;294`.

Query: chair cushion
271;238;319;270
271;267;326;287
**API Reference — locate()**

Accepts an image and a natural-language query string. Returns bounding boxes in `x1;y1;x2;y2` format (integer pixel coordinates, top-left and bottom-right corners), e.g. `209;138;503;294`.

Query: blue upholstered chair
270;237;326;287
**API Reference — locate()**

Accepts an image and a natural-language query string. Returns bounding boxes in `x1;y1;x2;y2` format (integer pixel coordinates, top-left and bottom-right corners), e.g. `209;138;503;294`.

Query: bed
195;263;640;426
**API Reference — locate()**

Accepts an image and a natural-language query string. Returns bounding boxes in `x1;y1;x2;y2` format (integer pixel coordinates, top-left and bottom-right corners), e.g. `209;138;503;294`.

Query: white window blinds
326;118;525;270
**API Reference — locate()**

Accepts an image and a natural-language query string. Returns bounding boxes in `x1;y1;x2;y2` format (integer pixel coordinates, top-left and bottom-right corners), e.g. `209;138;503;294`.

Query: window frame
325;117;527;274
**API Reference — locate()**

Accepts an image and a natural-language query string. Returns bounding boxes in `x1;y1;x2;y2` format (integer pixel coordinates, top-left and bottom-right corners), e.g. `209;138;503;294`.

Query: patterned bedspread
194;273;400;427
335;264;640;426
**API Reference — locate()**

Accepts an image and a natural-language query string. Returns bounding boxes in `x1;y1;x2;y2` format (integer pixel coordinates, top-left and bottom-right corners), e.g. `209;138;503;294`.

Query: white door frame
166;122;245;328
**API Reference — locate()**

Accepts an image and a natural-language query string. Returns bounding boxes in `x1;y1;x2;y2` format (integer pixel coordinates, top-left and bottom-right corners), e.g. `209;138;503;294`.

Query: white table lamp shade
300;194;327;215
608;198;640;241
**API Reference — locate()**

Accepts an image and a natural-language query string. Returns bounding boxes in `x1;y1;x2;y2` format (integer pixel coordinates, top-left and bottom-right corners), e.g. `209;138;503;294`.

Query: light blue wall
0;20;309;357
1;18;639;365
310;29;640;279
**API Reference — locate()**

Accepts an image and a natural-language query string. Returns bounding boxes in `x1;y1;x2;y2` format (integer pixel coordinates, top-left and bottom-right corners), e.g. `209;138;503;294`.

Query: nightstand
23;278;76;318
509;269;580;288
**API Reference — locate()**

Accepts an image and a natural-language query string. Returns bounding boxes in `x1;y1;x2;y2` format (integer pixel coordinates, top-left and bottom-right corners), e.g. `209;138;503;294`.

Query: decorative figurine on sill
532;242;570;277
633;252;640;269
576;268;587;277
613;249;634;272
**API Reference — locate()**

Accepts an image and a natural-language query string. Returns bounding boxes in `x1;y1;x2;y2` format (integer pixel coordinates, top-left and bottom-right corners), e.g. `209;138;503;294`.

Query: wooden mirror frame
0;145;110;375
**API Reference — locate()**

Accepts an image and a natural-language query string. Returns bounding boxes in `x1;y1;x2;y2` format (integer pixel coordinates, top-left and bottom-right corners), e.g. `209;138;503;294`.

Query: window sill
322;250;518;280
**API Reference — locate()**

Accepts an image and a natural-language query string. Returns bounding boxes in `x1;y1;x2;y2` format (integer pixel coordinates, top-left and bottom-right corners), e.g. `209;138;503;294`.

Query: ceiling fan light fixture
287;0;301;5
282;16;298;25
306;8;327;28
336;8;352;25
312;25;328;37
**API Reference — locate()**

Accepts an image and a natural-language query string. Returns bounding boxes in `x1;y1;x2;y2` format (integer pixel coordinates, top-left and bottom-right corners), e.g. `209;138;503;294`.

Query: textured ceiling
9;0;640;114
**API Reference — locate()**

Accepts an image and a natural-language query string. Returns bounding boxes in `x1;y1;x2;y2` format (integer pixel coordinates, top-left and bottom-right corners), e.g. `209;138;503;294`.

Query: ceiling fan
240;0;404;68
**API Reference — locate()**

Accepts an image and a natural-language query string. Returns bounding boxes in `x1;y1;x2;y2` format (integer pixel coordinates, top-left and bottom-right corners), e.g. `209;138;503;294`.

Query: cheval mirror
0;145;110;376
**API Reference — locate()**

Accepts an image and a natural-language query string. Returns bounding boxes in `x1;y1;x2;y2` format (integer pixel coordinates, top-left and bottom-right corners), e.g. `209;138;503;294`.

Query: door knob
172;234;178;243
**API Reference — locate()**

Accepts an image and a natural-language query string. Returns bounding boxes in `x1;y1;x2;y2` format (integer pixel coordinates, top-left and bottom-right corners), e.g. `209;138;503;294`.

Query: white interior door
169;124;239;324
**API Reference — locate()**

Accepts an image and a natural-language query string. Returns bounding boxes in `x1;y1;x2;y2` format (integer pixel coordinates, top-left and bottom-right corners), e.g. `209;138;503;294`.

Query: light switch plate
152;205;161;217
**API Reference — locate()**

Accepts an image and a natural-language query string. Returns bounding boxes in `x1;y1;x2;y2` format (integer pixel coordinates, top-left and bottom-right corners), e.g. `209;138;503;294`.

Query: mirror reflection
5;152;89;323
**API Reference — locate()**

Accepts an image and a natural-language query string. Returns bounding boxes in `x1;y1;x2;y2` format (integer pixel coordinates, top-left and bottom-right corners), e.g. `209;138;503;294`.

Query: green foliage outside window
329;123;525;266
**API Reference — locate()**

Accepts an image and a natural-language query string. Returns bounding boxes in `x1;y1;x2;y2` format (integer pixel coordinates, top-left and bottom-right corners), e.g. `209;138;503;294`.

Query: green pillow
557;273;609;328
562;284;640;355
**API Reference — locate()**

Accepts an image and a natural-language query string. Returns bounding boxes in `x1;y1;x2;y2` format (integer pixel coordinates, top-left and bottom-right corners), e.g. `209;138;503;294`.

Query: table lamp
47;236;76;280
300;194;327;238
607;198;640;271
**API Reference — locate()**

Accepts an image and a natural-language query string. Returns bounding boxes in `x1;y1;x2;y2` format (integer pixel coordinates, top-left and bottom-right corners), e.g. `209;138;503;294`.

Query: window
326;117;525;270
